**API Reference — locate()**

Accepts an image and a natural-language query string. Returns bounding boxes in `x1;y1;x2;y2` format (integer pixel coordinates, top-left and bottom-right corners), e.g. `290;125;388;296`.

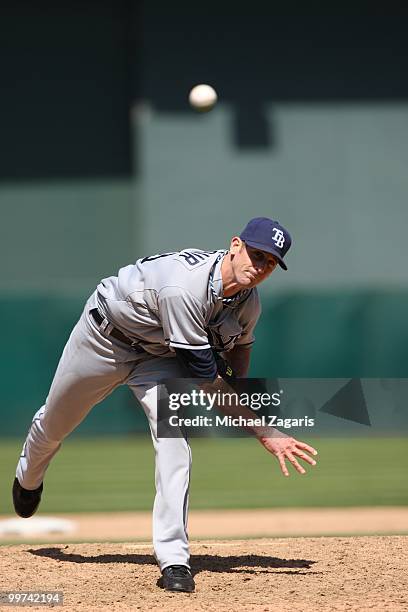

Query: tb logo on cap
272;228;285;248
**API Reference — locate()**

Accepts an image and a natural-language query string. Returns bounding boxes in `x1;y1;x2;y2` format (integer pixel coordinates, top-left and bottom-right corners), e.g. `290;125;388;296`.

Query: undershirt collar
208;250;250;308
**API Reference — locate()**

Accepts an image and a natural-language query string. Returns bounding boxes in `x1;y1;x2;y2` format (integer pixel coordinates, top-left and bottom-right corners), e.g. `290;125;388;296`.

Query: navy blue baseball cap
240;217;292;270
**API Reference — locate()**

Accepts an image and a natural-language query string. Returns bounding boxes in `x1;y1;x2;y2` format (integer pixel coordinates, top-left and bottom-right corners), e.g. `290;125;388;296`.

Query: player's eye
247;247;276;269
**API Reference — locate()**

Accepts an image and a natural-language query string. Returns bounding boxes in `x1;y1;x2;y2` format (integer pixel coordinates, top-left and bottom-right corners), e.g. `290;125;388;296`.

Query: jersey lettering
140;252;176;264
177;250;218;269
179;251;212;266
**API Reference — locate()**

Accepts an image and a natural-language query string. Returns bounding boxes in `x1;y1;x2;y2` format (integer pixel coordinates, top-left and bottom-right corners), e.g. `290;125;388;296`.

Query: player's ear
229;236;243;255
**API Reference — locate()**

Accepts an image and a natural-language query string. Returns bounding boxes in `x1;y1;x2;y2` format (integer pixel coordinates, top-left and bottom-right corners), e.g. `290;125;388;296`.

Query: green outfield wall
2;291;408;437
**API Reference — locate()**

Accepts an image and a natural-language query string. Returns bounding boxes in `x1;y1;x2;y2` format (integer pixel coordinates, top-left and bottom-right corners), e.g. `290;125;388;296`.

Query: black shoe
12;477;43;518
160;565;195;593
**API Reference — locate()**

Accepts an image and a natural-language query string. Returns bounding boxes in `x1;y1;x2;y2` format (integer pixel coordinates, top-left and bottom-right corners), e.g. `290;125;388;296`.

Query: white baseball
188;84;218;112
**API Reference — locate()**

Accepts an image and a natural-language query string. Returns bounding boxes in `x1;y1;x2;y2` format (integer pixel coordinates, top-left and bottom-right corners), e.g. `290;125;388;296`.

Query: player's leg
16;296;135;490
127;357;192;571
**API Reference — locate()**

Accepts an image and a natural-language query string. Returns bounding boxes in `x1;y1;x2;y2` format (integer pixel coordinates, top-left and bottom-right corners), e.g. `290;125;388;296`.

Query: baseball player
12;217;317;593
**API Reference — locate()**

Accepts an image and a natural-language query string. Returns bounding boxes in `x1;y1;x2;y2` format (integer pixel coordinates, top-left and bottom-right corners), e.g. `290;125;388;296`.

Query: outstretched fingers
295;441;318;457
286;451;306;475
292;447;317;467
276;452;290;477
276;440;318;476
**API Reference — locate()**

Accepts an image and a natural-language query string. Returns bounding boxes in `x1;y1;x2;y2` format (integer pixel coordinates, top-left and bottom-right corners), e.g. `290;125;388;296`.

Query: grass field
0;436;407;514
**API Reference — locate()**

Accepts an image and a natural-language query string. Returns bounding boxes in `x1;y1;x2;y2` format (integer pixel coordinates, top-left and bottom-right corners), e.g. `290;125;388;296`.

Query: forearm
200;375;276;438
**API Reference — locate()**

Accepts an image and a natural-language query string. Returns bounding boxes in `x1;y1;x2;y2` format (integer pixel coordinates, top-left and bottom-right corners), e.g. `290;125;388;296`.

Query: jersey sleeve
235;290;262;348
174;348;218;379
158;286;210;350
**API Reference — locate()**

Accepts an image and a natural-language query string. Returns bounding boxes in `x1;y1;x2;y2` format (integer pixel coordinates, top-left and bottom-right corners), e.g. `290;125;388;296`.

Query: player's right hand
257;430;318;476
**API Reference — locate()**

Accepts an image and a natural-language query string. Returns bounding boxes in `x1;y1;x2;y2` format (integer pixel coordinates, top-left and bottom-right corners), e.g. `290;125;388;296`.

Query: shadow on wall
0;2;407;180
144;3;408;149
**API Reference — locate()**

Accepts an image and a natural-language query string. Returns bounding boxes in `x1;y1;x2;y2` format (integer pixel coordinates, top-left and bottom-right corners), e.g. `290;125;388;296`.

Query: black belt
90;308;143;351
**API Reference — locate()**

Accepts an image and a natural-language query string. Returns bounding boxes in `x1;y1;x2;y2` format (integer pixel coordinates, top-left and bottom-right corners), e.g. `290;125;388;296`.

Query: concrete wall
1;2;407;435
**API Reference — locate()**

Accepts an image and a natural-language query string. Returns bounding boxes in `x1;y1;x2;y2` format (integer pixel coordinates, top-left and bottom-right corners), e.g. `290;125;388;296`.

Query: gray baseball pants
16;292;191;571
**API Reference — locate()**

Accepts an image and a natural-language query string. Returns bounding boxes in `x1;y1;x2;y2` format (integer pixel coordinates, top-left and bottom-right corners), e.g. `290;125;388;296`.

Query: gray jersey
96;249;261;356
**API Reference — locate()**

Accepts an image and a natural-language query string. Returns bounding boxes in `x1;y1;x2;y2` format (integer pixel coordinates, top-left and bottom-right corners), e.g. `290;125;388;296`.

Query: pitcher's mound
1;536;407;611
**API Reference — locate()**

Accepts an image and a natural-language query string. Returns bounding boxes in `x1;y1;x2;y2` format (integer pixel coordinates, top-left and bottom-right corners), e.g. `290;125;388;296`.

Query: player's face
230;238;278;288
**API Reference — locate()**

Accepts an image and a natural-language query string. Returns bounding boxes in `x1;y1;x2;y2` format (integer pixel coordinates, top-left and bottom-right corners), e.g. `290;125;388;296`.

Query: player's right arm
199;375;318;476
157;286;318;475
223;345;251;378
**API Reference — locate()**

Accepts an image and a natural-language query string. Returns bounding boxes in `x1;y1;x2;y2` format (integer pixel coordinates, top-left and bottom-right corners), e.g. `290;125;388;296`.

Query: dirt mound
1;536;407;611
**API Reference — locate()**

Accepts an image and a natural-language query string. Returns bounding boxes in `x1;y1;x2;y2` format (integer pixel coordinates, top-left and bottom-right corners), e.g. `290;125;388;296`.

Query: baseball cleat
12;477;43;518
160;565;195;593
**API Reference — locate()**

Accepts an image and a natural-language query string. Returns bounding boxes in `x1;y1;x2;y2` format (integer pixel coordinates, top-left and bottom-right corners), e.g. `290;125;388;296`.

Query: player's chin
242;273;259;287
247;273;269;287
241;274;255;286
